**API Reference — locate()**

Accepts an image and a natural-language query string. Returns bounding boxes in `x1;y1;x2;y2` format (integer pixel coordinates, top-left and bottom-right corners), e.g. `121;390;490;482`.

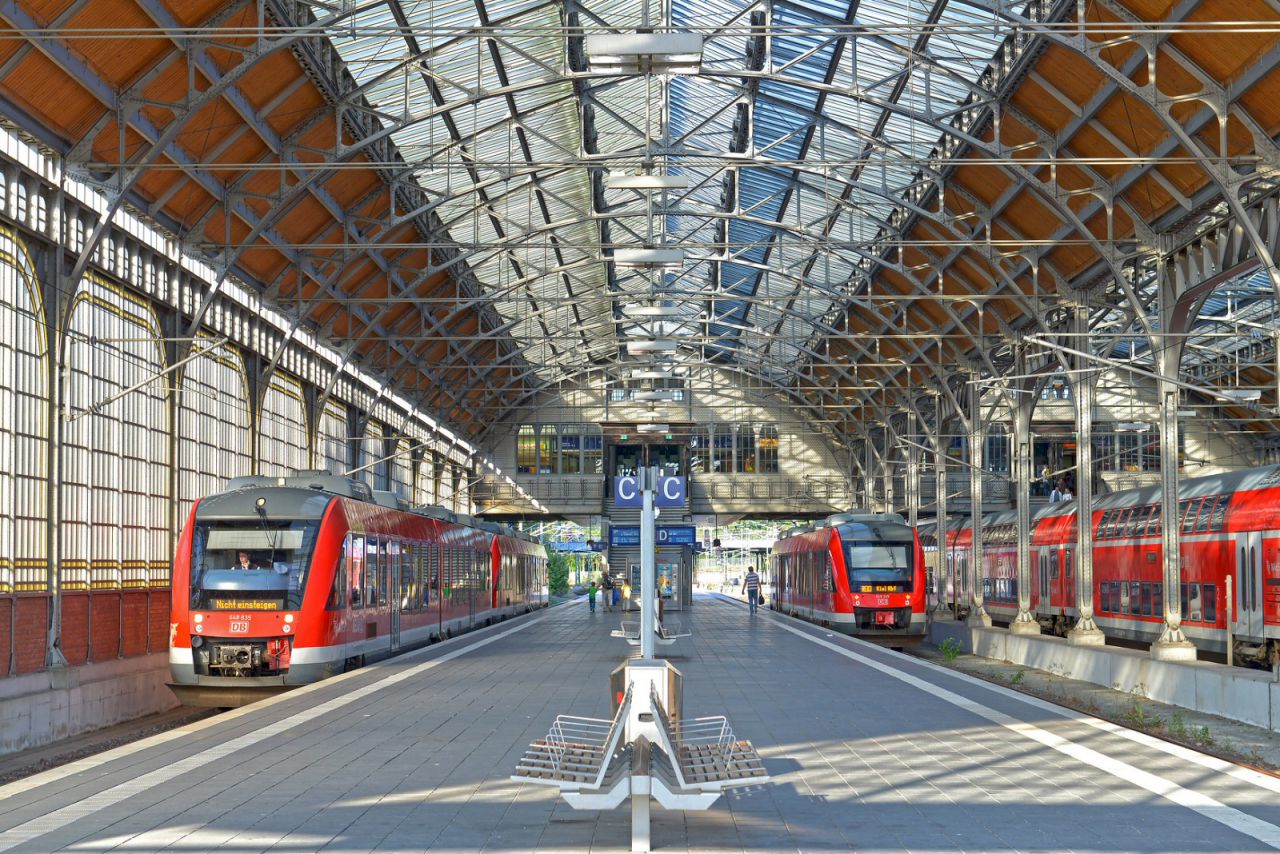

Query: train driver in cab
236;550;261;570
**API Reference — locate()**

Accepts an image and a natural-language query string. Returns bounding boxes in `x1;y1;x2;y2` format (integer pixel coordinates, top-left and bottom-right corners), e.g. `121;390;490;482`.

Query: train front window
189;520;321;611
844;541;913;592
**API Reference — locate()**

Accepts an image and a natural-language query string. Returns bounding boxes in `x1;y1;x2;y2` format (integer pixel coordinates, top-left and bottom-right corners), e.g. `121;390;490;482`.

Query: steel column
967;369;991;627
1010;342;1039;635
1151;266;1196;661
935;389;950;616
906;408;919;529
1068;303;1105;645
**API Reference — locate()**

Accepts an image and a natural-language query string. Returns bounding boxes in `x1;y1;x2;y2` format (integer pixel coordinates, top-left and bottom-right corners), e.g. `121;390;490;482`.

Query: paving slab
0;596;1278;852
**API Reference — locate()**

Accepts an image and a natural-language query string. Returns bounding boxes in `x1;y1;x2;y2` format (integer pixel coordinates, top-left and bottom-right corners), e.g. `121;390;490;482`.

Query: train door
389;541;402;652
1062;546;1075;613
1234;531;1264;637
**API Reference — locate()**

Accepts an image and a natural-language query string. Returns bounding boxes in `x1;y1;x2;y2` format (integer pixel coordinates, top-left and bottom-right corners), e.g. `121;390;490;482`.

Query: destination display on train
212;599;278;610
860;585;899;593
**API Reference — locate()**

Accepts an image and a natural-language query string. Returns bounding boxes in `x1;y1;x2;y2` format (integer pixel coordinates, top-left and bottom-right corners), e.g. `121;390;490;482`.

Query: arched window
416;446;436;505
315;400;348;474
257;373;308;476
390;439;412;499
0;228;47;594
62;275;169;592
177;335;250;526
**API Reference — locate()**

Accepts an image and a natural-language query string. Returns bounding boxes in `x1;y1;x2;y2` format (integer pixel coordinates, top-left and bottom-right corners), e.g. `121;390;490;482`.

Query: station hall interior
3;0;1280;850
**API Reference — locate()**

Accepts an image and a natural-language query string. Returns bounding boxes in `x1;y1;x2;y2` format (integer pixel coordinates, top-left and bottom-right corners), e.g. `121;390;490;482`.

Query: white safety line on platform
773;617;1280;850
0;614;546;852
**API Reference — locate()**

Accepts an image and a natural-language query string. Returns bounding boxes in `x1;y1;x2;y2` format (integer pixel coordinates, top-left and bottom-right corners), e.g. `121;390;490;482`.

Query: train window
364;537;379;608
1202;583;1216;622
1147;503;1162;536
1207;495;1228;532
1152;583;1163;617
328;536;350;611
1180;498;1199;535
1180;583;1189;621
1064;548;1073;579
1124;508;1143;537
1187;583;1201;622
1118;581;1129;613
401;544;415;609
1138;582;1150;617
1129;581;1141;615
1194;502;1212;533
1094;511;1109;539
1109;580;1121;613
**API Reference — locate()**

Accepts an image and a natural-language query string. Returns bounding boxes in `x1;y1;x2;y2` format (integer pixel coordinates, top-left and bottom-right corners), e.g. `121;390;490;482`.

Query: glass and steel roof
318;0;1013;388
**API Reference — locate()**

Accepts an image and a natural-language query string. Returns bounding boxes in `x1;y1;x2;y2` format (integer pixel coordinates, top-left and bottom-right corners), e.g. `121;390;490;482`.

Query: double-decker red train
924;465;1280;665
169;470;548;706
770;512;927;639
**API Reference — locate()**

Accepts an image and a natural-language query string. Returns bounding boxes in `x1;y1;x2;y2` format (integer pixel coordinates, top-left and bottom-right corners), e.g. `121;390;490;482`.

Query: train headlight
283;624;292;633
284;614;294;623
193;613;203;623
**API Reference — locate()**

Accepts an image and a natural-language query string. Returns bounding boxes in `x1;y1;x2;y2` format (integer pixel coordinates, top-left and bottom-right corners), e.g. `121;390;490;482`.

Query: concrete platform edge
928;618;1279;733
0;653;178;756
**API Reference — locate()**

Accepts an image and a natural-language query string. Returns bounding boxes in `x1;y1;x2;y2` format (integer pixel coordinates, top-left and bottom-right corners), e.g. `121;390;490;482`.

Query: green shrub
940;637;963;662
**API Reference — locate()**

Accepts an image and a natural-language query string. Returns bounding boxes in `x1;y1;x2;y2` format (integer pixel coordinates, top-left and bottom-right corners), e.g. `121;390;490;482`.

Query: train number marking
229;621;250;634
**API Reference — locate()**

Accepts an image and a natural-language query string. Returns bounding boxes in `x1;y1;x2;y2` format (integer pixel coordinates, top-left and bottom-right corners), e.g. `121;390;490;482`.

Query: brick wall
150;591;170;652
89;595;120;661
60;594;90;665
121;592;149;657
14;596;47;674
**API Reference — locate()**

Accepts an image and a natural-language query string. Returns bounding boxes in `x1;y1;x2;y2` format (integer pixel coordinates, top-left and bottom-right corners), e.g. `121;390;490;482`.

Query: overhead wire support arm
63;336;231;423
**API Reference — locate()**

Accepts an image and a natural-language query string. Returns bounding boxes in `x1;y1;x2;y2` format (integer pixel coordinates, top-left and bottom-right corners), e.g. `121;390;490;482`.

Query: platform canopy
0;0;1277;443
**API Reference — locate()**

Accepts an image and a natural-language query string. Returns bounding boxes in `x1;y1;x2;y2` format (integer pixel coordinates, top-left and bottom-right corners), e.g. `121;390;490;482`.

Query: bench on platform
512;687;631;791
650;687;768;792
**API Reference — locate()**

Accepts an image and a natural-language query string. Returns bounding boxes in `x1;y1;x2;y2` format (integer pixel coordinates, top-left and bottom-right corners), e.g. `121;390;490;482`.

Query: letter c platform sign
613;474;686;508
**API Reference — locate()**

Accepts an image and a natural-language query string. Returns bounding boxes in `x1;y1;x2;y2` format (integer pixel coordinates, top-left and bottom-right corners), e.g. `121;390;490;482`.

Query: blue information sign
608;525;696;547
613;474;686;508
656;525;696;545
609;526;641;547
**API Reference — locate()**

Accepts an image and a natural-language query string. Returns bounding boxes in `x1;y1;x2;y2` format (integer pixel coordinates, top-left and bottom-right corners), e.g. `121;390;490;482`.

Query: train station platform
3;596;1280;853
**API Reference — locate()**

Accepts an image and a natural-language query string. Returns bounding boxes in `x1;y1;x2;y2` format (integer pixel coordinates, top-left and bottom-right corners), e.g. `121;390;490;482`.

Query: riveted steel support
967;369;991;627
882;420;896;515
1009;341;1039;635
934;389;951;616
905;408;919;529
1067;303;1105;646
1151;259;1196;661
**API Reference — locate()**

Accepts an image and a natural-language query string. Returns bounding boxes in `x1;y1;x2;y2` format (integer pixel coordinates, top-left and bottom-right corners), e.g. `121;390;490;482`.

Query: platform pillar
967;366;991;627
1152;265;1195;661
905;408;919;529
933;389;951;616
1067;304;1105;646
1010;342;1039;635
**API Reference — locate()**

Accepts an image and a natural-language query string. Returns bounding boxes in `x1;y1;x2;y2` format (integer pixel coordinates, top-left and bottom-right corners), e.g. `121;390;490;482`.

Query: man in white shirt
741;567;761;615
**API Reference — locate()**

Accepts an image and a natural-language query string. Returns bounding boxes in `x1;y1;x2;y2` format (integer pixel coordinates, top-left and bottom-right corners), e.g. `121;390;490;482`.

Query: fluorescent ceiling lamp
627;339;680;354
623;303;686;317
613;247;684;267
1218;388;1261;402
637;423;670;433
584;33;703;74
632;368;673;379
606;173;689;190
1176;409;1196;417
635;390;676;401
1117;421;1151;432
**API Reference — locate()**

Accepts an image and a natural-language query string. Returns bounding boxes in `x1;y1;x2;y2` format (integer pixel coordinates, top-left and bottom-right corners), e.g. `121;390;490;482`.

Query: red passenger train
771;512;928;639
169;470;548;706
926;465;1280;665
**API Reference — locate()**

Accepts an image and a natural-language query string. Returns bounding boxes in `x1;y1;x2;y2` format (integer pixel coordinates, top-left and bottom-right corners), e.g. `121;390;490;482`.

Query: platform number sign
614;475;686;508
